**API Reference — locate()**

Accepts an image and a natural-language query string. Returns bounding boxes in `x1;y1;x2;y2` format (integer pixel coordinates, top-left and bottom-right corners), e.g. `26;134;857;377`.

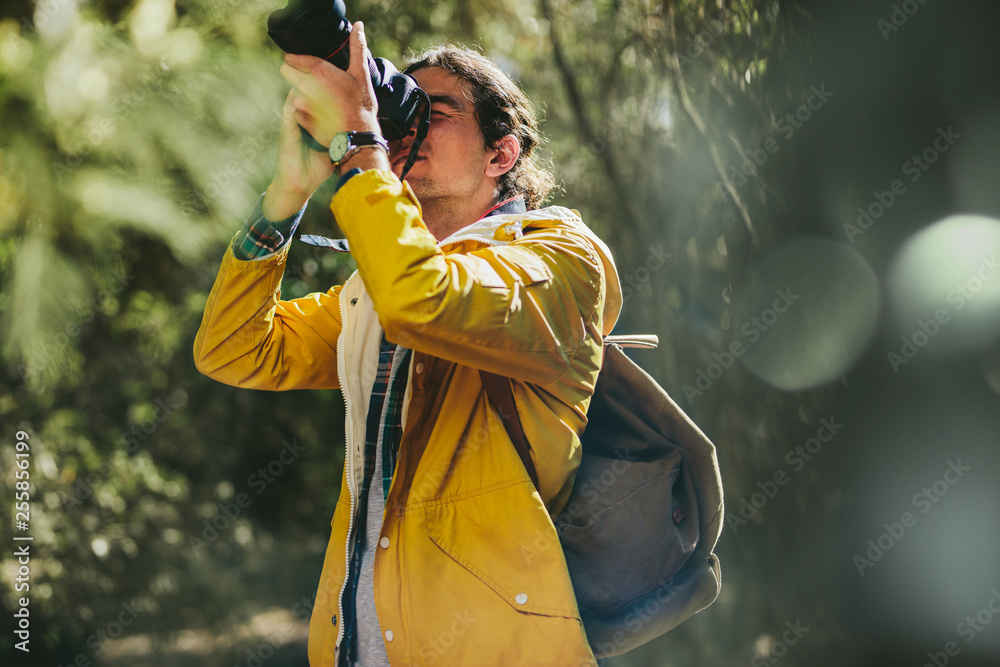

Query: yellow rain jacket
193;170;622;666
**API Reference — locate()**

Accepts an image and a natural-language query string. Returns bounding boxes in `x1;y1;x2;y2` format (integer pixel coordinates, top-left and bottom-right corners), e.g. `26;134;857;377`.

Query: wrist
336;145;391;176
342;114;380;137
262;181;309;221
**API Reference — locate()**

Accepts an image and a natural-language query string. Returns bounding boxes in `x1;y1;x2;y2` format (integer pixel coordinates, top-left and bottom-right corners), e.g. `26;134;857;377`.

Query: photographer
193;22;621;667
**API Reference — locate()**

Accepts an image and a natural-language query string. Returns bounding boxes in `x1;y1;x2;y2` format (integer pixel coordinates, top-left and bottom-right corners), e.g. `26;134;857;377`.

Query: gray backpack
481;335;724;659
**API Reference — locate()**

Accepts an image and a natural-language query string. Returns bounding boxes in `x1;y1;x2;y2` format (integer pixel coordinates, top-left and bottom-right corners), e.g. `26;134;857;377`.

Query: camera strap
398;89;431;181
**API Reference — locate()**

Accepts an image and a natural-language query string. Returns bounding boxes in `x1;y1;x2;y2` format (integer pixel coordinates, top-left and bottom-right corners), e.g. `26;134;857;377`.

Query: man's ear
485;134;520;178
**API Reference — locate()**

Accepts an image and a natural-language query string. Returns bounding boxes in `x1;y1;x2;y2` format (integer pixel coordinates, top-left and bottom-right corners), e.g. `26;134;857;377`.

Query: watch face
329;133;351;162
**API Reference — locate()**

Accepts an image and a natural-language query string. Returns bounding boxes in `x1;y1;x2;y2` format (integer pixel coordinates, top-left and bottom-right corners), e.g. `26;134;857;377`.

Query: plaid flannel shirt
232;169;362;260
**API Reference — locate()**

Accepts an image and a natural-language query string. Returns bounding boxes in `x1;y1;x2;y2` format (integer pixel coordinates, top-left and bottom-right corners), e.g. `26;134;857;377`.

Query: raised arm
193;239;343;391
332;170;611;386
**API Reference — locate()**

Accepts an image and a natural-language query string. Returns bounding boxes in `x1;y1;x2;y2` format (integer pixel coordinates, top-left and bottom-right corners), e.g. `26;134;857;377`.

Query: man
193;22;622;667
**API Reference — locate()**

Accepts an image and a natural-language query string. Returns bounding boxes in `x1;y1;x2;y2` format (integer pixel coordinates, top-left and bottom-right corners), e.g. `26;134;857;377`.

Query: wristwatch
328;131;390;168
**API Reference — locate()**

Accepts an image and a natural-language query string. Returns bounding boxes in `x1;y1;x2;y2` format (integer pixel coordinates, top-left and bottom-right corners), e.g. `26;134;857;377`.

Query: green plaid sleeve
232;193;308;261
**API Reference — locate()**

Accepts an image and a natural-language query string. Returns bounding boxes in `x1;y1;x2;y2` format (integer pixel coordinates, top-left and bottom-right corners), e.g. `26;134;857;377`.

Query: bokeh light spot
734;237;880;391
888;215;1000;350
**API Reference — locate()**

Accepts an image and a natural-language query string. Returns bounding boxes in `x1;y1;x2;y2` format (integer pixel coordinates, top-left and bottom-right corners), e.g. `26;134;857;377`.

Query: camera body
267;0;425;142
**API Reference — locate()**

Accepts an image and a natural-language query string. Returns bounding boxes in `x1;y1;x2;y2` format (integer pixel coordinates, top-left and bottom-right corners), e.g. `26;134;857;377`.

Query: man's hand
262;21;381;221
281;21;381;145
262;89;337;220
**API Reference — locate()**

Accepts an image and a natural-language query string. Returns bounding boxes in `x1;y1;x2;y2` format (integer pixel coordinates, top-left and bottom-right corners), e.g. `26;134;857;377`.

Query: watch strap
329;131;389;167
349;132;389;151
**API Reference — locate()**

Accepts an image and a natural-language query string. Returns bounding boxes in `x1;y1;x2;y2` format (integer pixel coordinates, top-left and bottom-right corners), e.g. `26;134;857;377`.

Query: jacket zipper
334;276;357;650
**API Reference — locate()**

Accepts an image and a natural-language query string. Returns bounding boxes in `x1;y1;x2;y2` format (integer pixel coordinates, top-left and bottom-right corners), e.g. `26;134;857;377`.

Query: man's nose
389;137;409;157
392;126;416;154
401;122;417;144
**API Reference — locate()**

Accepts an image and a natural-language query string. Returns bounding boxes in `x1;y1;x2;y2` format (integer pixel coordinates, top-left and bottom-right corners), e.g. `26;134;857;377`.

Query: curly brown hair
403;45;555;210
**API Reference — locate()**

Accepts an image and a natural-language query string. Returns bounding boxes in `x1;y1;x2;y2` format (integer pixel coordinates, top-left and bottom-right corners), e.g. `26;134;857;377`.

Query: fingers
280;66;321;137
348;22;366;80
281;85;313;135
279;89;305;137
283;52;322;73
281;89;298;127
281;54;340;103
280;61;310;94
349;22;376;100
276;25;379;140
278;89;315;153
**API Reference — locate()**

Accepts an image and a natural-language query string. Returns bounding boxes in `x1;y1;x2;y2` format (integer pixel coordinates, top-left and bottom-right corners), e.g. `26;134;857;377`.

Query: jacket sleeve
192;236;342;390
331;170;605;386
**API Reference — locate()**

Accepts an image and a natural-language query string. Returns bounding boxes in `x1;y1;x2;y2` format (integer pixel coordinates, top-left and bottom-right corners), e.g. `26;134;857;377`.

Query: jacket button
379;536;390;549
332;615;337;626
385;629;394;642
515;593;528;605
415;362;425;374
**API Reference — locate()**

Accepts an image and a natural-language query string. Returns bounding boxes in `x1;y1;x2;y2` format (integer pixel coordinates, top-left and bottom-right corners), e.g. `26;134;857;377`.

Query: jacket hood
439;205;623;337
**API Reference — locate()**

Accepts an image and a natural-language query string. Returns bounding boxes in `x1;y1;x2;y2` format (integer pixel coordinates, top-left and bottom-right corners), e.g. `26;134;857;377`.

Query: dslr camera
267;0;429;176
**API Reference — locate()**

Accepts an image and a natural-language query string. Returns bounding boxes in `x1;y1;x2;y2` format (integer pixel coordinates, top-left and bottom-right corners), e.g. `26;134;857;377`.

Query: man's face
389;68;492;202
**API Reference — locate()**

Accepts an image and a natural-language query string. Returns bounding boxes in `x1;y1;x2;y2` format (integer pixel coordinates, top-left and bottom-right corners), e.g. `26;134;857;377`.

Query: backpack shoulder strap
479;334;658;492
479;370;540;491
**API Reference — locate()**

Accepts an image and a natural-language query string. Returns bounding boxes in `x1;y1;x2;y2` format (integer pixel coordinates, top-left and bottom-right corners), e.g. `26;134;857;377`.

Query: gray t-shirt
354;443;391;667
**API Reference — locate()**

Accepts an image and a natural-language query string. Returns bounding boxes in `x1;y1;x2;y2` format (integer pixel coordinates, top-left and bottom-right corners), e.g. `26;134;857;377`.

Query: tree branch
662;5;758;243
538;0;642;239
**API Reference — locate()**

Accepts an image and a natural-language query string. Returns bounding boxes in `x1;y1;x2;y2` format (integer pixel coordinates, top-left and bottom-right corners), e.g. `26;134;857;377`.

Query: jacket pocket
424;482;580;619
